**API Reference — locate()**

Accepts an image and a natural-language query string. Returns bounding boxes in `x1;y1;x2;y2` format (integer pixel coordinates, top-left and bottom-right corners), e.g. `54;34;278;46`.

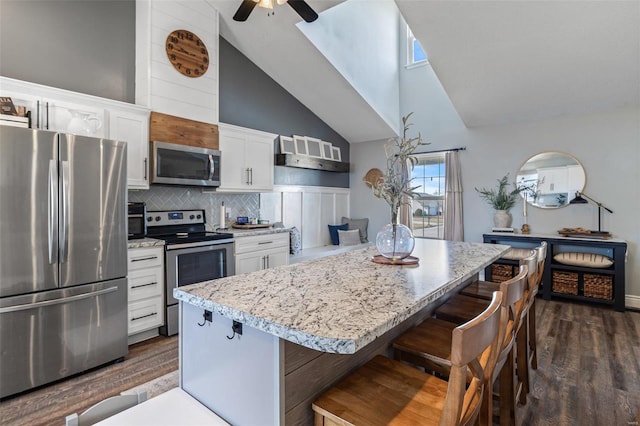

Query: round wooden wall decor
165;29;209;78
363;168;383;188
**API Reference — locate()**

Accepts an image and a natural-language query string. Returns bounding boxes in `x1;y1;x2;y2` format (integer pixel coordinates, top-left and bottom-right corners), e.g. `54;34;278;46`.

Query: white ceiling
209;0;640;141
208;0;398;143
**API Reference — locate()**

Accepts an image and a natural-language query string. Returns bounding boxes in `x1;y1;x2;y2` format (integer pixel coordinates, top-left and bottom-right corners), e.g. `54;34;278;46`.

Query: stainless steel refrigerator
0;126;128;398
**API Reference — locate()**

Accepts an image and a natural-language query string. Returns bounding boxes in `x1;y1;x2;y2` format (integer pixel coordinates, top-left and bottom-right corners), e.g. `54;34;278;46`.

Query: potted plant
475;174;528;228
371;113;428;261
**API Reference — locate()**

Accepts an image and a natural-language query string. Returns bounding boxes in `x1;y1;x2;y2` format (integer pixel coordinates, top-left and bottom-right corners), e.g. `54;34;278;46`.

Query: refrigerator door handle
0;286;118;314
60;160;70;263
48;160;58;264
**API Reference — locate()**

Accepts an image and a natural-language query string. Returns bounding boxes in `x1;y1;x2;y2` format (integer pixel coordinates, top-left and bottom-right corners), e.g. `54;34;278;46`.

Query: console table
483;233;627;311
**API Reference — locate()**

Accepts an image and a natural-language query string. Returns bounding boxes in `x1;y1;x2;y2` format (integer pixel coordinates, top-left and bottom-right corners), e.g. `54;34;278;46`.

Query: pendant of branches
372;113;429;223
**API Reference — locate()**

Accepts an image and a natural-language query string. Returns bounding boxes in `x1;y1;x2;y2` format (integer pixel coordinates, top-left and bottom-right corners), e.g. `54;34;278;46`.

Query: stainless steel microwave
150;141;221;187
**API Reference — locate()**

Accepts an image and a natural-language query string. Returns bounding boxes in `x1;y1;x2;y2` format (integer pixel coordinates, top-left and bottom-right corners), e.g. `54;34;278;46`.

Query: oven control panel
146;210;205;227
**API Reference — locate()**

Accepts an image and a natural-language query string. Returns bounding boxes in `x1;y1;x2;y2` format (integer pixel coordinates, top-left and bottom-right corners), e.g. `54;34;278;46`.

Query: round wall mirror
516;152;586;209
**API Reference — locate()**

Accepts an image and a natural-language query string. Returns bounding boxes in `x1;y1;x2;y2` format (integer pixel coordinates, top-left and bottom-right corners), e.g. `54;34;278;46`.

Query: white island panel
180;304;283;426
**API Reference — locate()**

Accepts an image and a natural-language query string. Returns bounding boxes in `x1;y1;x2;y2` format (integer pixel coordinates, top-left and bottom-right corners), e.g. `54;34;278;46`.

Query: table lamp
569;191;613;235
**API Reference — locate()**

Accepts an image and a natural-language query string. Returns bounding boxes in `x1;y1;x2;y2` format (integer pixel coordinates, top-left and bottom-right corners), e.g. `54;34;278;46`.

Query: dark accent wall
219;37;350;188
0;1;349;188
0;0;135;103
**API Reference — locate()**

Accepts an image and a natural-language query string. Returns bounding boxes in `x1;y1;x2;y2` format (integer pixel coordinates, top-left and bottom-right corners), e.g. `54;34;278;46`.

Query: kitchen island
174;239;509;425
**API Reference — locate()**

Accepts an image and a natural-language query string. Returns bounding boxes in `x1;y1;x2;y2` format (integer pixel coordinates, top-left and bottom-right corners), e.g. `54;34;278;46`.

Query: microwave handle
208;155;215;180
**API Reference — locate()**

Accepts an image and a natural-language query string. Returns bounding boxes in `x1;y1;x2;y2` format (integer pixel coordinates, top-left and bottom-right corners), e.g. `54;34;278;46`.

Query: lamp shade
569;192;588;204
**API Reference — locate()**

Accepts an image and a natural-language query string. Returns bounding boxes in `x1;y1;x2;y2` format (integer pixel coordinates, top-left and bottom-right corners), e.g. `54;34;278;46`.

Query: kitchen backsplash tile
129;187;259;231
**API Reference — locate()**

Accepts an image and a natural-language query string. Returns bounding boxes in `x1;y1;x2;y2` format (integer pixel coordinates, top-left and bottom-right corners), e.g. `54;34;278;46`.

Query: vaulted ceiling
209;0;640;142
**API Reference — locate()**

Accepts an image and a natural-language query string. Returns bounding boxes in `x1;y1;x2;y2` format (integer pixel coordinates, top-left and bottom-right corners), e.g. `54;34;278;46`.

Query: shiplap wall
136;0;219;124
261;186;350;249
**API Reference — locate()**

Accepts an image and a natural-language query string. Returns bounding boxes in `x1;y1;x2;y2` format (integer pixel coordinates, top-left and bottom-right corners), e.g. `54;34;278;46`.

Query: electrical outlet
203;310;212;323
232;320;242;335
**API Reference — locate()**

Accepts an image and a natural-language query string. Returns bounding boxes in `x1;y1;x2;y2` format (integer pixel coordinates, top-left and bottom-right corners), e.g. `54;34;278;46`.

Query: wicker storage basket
552;271;578;295
583;274;613;300
491;263;514;283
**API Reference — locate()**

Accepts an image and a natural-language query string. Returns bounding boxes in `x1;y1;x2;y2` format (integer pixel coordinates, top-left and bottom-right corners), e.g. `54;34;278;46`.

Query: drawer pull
131;281;158;289
131;256;158;262
132;312;157;321
258;241;273;245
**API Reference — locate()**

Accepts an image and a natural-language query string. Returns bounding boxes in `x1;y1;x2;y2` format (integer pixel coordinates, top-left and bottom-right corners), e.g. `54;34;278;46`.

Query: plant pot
493;210;512;228
376;223;415;261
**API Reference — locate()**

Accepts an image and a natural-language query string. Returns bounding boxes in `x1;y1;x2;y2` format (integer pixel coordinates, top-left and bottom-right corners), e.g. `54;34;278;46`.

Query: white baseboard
625;294;640;310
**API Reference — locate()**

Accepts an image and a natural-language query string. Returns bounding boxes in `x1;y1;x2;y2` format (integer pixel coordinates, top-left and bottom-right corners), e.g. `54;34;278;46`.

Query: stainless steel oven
146;210;234;336
128;202;146;239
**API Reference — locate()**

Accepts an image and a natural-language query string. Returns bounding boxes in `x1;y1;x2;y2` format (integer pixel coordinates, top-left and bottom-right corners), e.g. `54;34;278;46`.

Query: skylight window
407;28;427;67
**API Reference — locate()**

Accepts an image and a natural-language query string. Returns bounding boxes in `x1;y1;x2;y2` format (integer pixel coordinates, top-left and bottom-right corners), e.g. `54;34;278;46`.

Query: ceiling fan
233;0;319;23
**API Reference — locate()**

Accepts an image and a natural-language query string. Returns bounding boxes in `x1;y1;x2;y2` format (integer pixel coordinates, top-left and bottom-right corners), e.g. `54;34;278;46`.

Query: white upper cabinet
1;77;151;190
217;123;276;193
108;107;150;190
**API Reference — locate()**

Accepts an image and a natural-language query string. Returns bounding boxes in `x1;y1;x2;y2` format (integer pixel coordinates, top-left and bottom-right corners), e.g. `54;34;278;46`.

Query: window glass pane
411;154;445;239
413;39;427;62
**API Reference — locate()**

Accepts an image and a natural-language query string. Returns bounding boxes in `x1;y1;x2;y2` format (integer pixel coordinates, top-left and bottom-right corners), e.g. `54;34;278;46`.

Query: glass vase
375;220;415;261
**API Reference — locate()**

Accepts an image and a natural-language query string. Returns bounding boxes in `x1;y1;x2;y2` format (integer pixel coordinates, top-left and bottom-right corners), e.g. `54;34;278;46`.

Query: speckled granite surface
219;227;292;238
127;238;165;249
174;239;509;354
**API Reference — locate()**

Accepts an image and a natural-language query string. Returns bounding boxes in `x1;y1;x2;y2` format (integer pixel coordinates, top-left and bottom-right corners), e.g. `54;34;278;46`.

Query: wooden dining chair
457;242;546;405
312;292;503;426
393;266;529;426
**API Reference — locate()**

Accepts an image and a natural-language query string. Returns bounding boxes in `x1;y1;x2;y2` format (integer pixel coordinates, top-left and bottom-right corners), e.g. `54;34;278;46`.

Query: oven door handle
166;239;235;250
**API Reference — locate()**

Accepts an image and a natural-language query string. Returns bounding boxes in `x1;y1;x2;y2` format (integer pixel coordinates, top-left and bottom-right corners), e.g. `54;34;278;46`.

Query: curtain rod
417;147;467;155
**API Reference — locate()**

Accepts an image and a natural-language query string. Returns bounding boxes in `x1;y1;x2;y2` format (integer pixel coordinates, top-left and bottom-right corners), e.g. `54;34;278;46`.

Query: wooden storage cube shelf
552;271;579;295
583;274;613;300
483;233;626;311
491;263;516;283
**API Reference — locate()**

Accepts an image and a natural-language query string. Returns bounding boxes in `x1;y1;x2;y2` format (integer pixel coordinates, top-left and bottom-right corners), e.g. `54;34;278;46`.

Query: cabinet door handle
131;312;157;321
45;102;49;129
143;158;147;180
131;256;158;262
131;281;158;289
249;168;253;185
36;100;40;128
266;255;270;269
246;168;251;185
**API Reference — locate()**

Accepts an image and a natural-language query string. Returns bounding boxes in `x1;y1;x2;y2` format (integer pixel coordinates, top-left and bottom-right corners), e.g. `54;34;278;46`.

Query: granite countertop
174;239;509;354
127;238;166;249
219;227;292;238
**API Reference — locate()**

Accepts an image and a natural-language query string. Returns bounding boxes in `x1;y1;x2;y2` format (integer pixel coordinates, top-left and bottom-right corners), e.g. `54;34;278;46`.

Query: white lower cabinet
235;233;289;275
127;246;165;344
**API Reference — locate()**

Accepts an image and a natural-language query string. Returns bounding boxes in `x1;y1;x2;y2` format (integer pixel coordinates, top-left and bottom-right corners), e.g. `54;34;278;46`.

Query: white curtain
398;159;412;227
444;151;464;241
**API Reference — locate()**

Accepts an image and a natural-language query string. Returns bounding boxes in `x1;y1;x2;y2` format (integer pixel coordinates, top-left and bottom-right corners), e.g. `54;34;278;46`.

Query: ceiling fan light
257;0;274;9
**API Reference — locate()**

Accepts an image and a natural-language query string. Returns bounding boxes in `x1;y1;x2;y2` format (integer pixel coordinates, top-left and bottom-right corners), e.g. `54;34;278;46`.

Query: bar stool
393;266;529;426
312;292;503;426
459;242;546;404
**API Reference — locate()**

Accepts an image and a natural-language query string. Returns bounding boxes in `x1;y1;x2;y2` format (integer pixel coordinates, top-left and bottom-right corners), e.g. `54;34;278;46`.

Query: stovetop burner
146;209;234;245
157;231;234;246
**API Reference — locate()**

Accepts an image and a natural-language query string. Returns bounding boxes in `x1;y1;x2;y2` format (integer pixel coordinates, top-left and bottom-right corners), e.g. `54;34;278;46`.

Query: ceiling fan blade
287;0;318;23
233;0;258;21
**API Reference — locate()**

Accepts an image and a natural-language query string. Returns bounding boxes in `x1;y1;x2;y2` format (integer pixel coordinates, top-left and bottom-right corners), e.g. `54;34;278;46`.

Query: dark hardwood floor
0;300;638;425
0;335;178;426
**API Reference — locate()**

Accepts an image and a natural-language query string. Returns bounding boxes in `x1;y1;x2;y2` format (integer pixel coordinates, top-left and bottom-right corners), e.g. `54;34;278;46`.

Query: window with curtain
410;153;446;239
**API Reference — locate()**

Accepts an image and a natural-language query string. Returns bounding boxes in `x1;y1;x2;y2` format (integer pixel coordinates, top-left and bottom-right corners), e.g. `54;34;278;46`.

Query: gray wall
0;1;349;188
219;37;350;188
0;0;135;103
